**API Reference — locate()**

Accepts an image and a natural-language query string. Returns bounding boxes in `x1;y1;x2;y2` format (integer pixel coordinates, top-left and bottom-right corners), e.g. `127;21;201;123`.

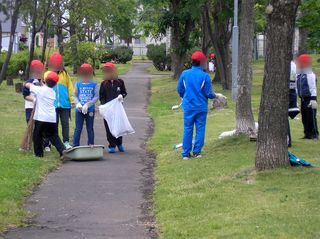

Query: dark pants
288;120;292;147
25;108;33;123
56;108;70;142
33;120;65;157
103;120;122;148
73;111;95;147
301;98;319;139
26;108;51;148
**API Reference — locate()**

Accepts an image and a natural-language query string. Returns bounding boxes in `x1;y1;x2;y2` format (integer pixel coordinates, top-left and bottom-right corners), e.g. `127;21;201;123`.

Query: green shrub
146;43;170;71
112;46;133;64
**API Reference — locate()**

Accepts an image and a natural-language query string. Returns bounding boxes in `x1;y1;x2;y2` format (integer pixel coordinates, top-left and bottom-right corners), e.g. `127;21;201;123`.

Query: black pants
301;98;319;139
56;108;70;142
103;120;122;148
33;120;65;157
288;119;292;147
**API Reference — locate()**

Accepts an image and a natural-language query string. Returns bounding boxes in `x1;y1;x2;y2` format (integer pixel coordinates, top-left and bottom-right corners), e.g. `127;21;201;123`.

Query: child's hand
76;103;82;111
82;104;88;114
308;100;318;109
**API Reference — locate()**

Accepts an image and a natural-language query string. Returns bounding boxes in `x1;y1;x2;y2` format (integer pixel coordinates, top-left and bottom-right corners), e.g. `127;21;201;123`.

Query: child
23;60;43;123
22;60;51;152
208;53;216;73
47;52;74;149
296;54;318;140
73;63;99;147
99;62;127;153
24;71;65;158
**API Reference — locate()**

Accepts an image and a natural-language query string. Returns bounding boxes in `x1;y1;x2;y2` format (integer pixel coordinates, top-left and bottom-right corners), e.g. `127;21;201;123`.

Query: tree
140;0;201;79
23;0;52;79
256;0;300;171
203;0;233;89
0;0;23;84
235;0;255;134
298;0;320;53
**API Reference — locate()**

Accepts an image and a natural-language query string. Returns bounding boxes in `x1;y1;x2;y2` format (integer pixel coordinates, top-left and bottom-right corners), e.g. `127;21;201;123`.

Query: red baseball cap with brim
30;60;44;72
45;71;59;83
192;51;207;62
102;62;117;70
49;52;64;69
79;63;93;74
297;54;312;67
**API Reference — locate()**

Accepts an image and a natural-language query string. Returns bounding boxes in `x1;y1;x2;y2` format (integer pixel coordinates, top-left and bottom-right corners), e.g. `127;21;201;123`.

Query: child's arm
99;81;106;104
74;82;80;105
119;79;127;98
66;72;75;105
86;84;99;108
308;73;317;100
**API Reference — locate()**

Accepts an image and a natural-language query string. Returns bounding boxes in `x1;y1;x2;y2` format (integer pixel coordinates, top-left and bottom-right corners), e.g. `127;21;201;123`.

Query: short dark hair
192;60;201;66
46;80;57;88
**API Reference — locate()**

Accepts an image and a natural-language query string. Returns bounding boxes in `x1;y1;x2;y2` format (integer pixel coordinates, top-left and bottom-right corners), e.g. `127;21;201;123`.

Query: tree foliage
298;0;320;52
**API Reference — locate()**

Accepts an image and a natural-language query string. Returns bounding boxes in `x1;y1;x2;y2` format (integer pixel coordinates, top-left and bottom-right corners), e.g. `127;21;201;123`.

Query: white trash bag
99;99;135;138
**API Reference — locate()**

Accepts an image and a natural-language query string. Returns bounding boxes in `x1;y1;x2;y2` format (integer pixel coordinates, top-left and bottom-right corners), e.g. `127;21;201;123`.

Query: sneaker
118;145;125;152
193;153;202;158
108;147;116;154
44;146;51;152
182;154;191;160
64;141;72;150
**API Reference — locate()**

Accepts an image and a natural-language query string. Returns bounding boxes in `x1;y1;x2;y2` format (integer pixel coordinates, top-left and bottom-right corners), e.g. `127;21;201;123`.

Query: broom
19;106;36;151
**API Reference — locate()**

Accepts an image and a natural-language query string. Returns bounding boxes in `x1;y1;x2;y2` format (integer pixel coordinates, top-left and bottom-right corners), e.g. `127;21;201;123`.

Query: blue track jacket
177;66;216;112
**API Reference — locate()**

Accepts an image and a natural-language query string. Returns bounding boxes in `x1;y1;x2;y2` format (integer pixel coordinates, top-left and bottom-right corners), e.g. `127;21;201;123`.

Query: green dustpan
63;145;105;161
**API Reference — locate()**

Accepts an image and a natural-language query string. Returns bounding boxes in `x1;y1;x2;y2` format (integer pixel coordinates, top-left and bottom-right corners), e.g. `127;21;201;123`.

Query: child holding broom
24;71;65;158
47;52;74;149
73;63;99;147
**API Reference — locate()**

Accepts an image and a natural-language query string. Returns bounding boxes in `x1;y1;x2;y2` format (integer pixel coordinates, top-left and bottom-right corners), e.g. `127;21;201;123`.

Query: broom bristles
20;107;35;151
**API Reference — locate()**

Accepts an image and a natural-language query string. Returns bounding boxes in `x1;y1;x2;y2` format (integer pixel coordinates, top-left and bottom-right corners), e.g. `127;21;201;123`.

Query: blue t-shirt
75;81;98;113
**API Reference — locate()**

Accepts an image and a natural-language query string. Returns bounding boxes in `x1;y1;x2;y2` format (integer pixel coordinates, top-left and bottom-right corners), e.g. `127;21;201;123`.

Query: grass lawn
0;62;130;233
148;58;320;238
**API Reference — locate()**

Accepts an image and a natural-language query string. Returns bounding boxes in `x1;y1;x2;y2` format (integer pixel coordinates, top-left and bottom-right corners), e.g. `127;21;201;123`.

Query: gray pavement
5;62;154;239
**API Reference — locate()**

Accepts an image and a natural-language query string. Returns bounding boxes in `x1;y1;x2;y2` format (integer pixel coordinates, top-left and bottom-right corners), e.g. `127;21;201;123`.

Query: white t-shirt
30;85;57;123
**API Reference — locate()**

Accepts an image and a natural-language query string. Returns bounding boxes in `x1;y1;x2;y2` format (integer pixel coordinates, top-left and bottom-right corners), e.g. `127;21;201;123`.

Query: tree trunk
0;21;2;53
170;0;194;79
256;0;300;171
41;20;48;63
236;0;255;134
25;29;36;79
0;0;22;84
203;2;232;89
69;23;78;74
298;27;308;54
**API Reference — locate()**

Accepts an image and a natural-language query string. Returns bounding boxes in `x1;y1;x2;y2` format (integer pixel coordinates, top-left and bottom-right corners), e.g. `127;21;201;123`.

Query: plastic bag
99;99;135;138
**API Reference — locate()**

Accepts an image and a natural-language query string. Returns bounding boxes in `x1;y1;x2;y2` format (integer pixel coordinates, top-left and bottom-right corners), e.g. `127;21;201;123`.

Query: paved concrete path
5;63;153;239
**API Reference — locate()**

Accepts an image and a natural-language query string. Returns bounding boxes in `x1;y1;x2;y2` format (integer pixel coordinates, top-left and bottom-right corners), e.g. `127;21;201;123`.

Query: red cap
45;71;59;83
210;53;215;59
30;60;44;71
79;63;93;74
191;51;206;62
49;52;63;69
297;54;312;67
102;62;116;70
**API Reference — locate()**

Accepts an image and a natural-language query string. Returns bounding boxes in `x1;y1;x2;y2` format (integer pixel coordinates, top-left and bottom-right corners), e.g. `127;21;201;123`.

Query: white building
0;11;23;53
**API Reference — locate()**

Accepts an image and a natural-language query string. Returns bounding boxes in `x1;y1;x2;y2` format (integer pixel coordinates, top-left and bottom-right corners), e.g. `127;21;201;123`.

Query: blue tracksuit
177;66;216;157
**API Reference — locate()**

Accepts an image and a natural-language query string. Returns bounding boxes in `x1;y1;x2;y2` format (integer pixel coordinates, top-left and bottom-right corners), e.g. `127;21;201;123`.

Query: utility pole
231;0;239;101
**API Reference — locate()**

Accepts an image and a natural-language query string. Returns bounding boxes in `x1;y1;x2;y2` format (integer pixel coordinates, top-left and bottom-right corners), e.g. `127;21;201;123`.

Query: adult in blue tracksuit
177;51;216;160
